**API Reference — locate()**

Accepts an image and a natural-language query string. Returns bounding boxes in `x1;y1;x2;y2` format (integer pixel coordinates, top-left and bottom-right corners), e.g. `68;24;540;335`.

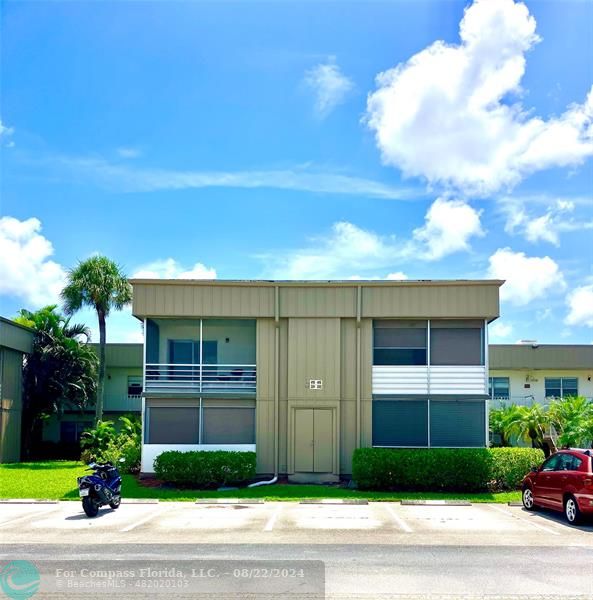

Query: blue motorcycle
77;459;124;517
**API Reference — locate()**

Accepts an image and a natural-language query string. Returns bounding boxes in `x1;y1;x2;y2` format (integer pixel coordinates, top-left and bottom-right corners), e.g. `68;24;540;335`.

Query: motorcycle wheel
109;495;121;509
82;496;100;518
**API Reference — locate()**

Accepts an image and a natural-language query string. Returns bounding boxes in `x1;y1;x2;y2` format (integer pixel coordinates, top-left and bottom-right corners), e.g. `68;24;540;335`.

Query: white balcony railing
145;363;256;395
372;365;487;396
103;394;143;412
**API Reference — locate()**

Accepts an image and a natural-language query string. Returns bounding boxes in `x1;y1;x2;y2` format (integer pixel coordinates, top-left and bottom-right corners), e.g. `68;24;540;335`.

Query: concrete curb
400;500;472;506
121;499;160;504
195;499;264;505
507;501;523;507
299;499;368;505
0;499;59;504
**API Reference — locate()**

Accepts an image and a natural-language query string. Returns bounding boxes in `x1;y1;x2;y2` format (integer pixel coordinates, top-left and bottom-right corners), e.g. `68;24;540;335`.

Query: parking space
280;502;384;531
154;502;270;532
0;500;591;546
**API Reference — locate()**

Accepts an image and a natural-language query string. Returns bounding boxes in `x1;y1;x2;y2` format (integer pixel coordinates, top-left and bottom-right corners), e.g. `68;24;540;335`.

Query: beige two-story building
131;279;502;479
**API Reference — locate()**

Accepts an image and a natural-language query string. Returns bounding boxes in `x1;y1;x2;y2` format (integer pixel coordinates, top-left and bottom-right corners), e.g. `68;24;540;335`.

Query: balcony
372;319;488;396
372;365;487;395
145;363;256;394
144;317;256;396
103;394;143;412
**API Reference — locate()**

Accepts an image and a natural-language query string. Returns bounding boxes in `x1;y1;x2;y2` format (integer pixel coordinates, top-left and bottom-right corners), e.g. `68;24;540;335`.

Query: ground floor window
147;407;200;444
372;400;428;446
60;421;93;443
488;377;510;400
372;398;486;448
145;400;255;445
544;377;578;399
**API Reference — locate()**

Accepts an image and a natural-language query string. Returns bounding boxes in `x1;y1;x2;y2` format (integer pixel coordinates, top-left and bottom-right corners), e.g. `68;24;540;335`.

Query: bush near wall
487;447;545;491
352;447;545;492
153;451;257;488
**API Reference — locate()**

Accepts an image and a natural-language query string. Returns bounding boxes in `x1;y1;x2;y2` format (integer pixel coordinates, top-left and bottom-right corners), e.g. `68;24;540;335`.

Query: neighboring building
130;279;502;479
0;317;34;463
42;343;143;445
488;344;593;408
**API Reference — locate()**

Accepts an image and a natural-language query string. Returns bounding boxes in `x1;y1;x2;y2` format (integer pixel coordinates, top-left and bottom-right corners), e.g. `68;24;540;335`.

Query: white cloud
489;320;513;340
565;284;593;327
48;155;418;201
132;258;217;280
0;216;66;307
0;119;15;147
365;0;593;196
412;198;484;260
265;198;484;278
501;197;593;245
385;272;408;280
265;221;405;279
304;57;354;118
487;247;565;305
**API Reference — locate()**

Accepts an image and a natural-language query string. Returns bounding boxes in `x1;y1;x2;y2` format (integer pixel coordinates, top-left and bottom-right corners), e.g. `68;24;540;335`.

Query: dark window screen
373;321;427;366
372;400;428;447
148;407;199;444
430;328;482;365
430;400;485;447
373;348;427;365
202;408;255;444
374;327;426;348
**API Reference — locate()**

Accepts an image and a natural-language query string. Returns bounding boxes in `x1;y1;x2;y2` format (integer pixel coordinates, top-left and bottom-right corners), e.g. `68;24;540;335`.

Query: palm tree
15;305;98;458
548;396;593;448
61;256;132;422
508;404;550;451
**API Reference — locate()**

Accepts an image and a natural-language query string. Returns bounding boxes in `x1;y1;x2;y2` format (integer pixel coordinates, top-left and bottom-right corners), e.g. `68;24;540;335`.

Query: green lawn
0;461;521;503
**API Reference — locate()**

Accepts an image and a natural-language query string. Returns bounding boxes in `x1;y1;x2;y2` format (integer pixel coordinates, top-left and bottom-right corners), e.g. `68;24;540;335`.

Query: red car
522;449;593;524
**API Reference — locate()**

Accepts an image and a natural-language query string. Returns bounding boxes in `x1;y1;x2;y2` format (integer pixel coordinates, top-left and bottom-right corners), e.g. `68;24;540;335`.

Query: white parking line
384;504;413;533
264;506;282;532
120;508;167;532
487;504;560;535
0;508;59;528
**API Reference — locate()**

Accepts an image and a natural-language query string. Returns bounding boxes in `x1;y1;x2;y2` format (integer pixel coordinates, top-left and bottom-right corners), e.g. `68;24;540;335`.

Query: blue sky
1;0;592;344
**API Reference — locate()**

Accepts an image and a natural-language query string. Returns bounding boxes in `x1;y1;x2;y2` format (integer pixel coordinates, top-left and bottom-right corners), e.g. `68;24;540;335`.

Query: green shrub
352;448;493;492
154;451;256;487
80;416;141;473
488;447;545;491
352;447;546;492
80;420;116;464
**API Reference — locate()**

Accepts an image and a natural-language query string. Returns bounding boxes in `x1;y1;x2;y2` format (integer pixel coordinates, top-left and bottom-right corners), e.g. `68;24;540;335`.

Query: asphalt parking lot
1;501;593;598
1;499;592;546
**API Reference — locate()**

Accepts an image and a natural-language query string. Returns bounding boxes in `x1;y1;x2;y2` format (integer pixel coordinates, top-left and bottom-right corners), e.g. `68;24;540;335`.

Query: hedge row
352;447;544;492
154;450;256;487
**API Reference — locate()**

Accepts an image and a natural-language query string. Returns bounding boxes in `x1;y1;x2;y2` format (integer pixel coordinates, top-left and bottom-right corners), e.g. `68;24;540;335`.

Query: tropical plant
489;403;524;447
508;404;550;451
548;396;593;448
14;305;98;458
61;256;132;422
80;420;116;462
80;416;141;473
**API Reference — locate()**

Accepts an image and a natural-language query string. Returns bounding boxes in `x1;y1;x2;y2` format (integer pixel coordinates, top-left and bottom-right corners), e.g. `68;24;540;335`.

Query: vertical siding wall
0;348;24;463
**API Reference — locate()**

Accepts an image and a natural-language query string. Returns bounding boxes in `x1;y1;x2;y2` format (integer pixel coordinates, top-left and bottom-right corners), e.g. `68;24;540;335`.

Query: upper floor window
489;377;510;400
430;320;484;366
373;320;427;366
545;377;578;399
372;319;484;366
